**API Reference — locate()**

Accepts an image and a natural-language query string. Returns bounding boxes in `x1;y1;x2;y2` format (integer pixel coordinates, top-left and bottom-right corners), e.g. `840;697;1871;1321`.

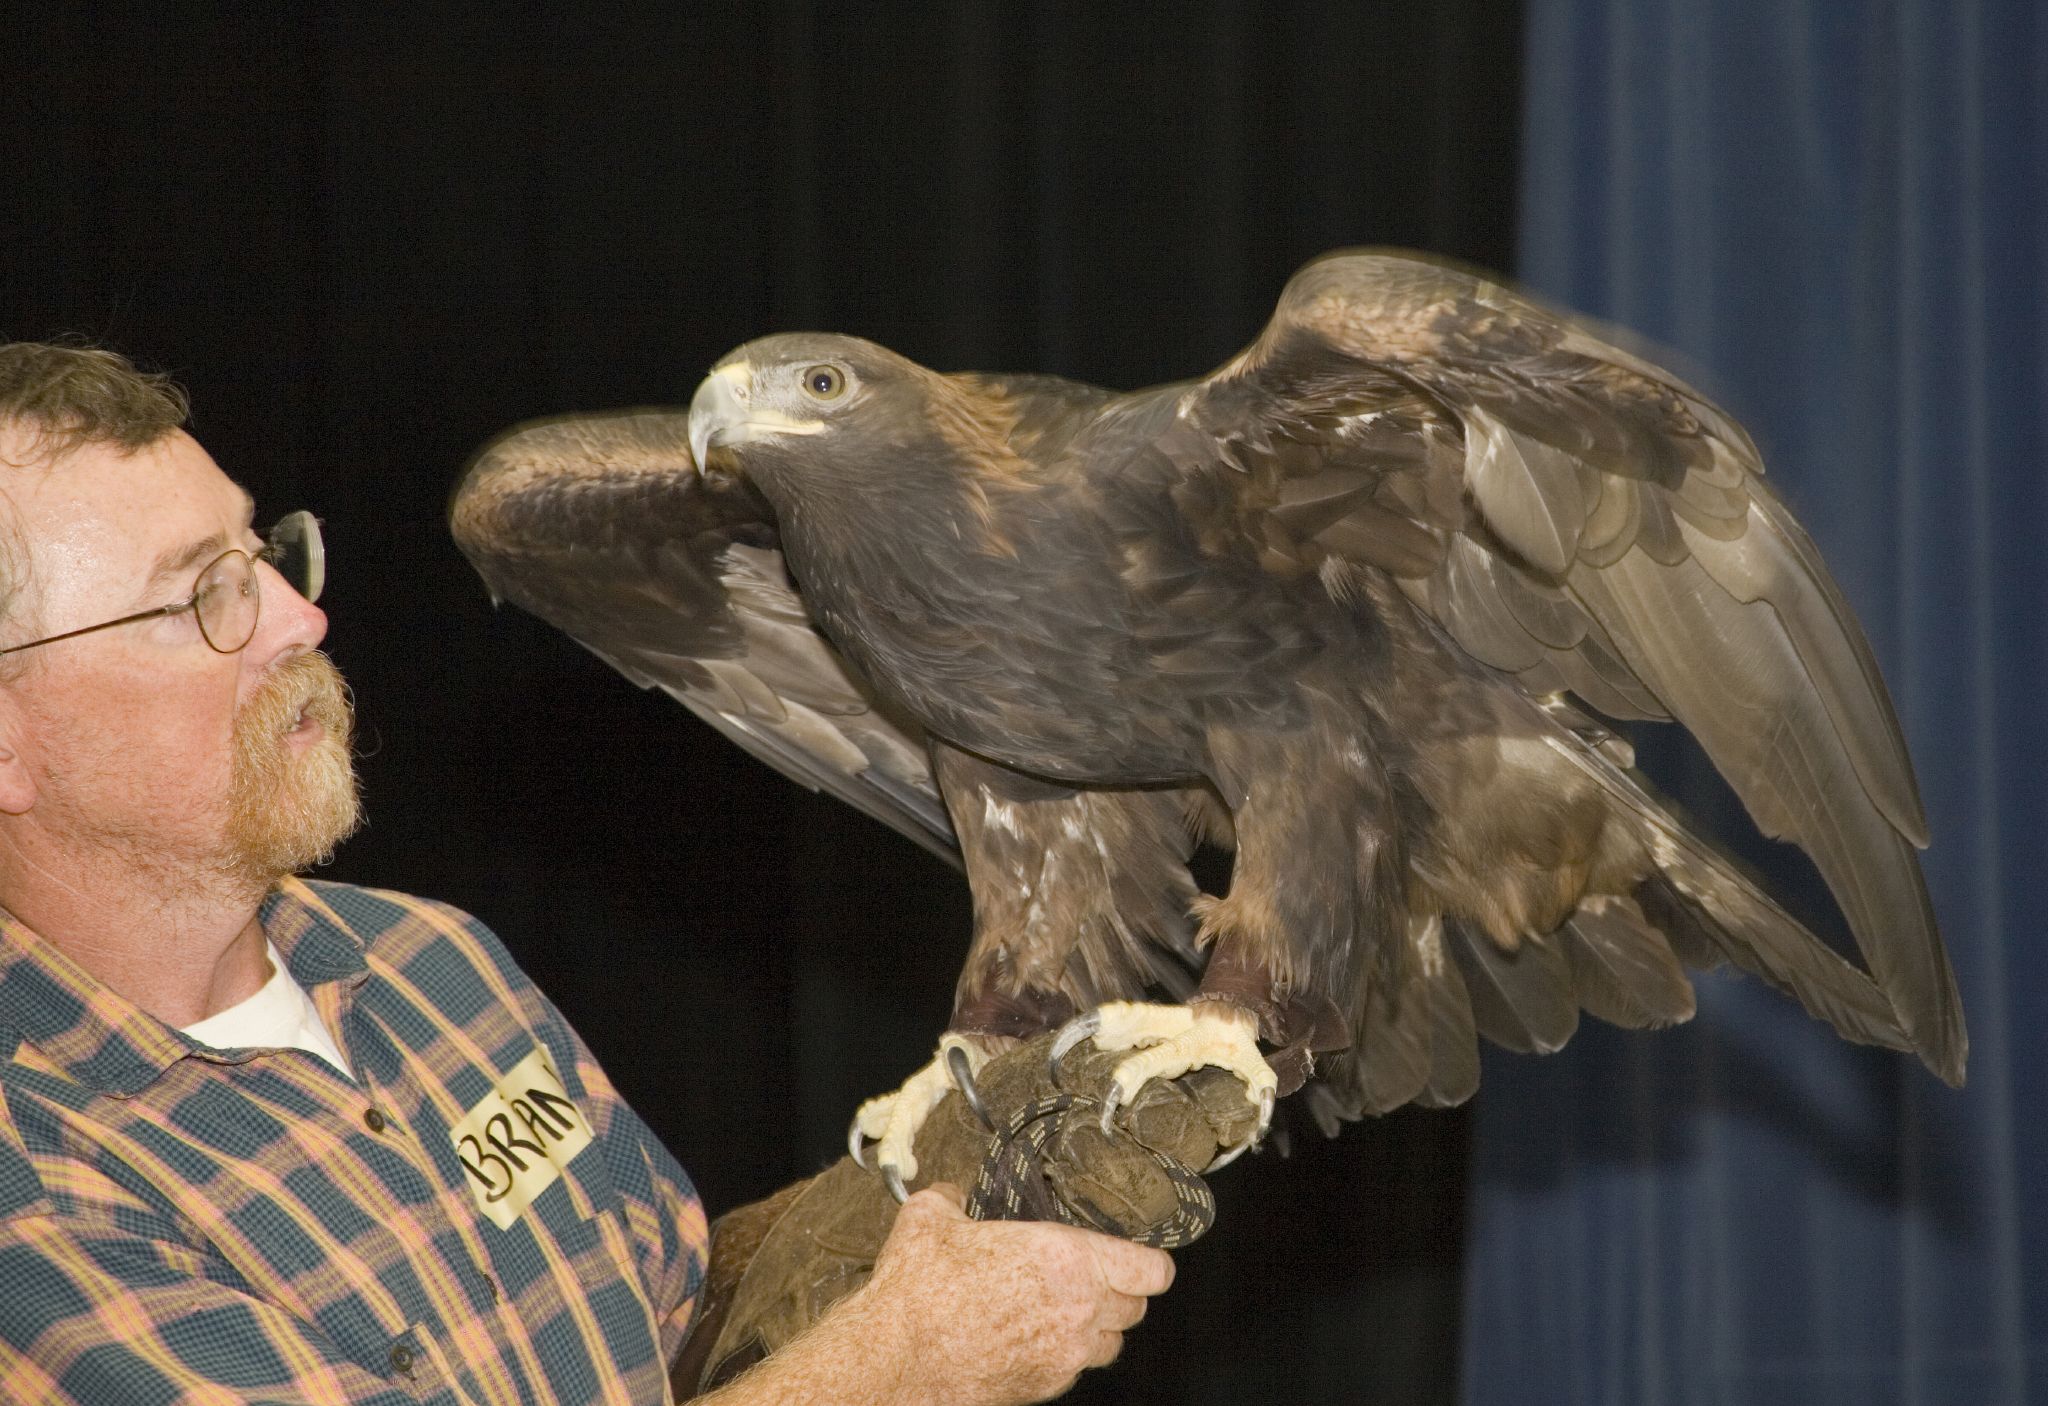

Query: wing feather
1414;954;1483;1108
1188;249;1963;1081
450;410;957;864
1448;923;1579;1055
1466;412;1586;574
1560;895;1697;1029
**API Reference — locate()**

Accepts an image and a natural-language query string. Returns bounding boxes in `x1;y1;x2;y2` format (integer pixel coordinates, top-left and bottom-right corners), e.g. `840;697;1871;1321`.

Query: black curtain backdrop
4;7;1521;1402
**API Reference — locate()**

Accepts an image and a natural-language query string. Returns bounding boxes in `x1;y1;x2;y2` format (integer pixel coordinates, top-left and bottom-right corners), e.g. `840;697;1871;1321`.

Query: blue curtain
1464;4;2045;1403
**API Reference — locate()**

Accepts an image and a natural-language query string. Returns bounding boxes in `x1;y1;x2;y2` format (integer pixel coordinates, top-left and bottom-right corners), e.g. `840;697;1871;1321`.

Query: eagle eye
800;364;848;402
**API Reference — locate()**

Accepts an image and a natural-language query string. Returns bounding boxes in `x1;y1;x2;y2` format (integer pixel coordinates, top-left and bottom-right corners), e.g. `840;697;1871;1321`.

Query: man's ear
0;690;38;816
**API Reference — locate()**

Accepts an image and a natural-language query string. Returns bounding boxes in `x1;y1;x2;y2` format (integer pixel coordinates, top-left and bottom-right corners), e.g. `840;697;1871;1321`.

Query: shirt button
482;1275;500;1304
363;1108;388;1134
388;1342;415;1375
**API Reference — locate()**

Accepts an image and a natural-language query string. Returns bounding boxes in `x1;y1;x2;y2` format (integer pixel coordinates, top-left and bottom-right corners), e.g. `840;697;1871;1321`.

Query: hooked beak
687;361;824;474
688;363;749;474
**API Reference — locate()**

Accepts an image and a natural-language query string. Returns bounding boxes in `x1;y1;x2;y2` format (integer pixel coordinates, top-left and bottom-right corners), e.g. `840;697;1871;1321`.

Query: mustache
239;649;353;746
224;647;360;883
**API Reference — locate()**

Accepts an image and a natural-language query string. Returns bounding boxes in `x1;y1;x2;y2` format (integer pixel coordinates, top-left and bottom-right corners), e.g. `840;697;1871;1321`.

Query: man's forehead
6;430;255;601
16;431;243;512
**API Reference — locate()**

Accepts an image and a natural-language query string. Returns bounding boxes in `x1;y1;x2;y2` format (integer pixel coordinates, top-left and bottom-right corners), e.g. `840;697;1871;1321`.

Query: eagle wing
449;409;957;864
1182;249;1964;1082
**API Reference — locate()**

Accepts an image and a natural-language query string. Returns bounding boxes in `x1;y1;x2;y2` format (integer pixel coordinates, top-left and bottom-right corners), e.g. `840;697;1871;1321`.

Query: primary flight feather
451;249;1964;1189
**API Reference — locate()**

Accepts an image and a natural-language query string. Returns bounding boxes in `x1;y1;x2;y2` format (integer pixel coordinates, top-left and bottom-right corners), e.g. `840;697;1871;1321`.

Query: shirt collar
262;877;373;988
0;876;371;1098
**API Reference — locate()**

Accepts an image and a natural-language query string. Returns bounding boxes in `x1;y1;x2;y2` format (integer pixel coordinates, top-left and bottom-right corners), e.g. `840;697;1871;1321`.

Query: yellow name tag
449;1047;595;1231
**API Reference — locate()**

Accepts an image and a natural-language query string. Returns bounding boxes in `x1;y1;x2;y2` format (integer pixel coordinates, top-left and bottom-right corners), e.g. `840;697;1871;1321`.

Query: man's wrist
697;1276;930;1406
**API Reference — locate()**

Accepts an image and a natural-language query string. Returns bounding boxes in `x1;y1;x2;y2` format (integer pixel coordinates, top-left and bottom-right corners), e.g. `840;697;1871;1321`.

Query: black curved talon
1206;1087;1276;1170
1047;1011;1102;1084
946;1044;996;1133
848;1116;872;1169
883;1164;910;1205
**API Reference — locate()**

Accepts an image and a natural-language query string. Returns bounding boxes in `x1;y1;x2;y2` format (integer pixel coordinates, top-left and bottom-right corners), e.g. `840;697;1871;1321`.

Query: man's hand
864;1184;1176;1404
699;1183;1175;1406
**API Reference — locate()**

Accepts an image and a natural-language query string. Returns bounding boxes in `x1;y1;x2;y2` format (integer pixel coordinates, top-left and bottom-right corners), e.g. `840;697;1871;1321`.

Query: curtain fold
1465;4;2044;1402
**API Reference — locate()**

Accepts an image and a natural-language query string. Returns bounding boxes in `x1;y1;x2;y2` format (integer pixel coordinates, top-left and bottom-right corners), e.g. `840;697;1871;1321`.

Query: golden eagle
451;250;1964;1196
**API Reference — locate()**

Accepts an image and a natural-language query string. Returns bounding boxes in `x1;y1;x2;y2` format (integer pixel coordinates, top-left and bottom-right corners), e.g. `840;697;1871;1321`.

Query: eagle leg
849;1032;994;1196
1077;714;1399;1137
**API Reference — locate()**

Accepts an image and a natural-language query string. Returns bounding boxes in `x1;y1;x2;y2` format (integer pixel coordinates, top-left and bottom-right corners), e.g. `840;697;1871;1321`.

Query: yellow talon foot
1052;1001;1278;1155
848;1034;989;1196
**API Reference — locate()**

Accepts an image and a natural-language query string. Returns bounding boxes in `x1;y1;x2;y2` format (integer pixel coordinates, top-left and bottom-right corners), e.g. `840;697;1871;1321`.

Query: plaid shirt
0;878;708;1405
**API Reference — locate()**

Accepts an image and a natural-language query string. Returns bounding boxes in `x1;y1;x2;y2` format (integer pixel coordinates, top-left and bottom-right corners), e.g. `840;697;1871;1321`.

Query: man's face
0;428;358;887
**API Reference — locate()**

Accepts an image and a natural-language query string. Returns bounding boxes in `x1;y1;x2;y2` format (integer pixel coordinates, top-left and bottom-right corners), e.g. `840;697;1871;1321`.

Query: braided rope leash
965;1093;1216;1250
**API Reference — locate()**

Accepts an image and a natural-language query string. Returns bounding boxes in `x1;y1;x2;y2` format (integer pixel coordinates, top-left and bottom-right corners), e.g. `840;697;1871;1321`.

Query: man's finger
1086;1330;1125;1369
1088;1236;1176;1297
1098;1290;1149;1332
902;1183;968;1220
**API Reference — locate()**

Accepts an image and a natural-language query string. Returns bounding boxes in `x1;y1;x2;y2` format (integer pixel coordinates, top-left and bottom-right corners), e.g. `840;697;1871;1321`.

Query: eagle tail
1549;727;1922;1061
1632;846;1917;1058
1305;787;1919;1127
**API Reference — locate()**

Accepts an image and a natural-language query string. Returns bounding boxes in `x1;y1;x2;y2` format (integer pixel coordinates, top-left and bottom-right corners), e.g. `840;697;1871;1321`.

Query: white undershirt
181;940;353;1078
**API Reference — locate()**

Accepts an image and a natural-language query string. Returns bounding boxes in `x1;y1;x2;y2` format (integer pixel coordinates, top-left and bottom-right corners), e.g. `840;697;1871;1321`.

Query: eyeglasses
0;510;325;659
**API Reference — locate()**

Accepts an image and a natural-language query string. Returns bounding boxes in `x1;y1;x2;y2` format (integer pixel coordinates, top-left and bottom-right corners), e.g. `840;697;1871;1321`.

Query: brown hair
0;341;189;465
0;344;191;649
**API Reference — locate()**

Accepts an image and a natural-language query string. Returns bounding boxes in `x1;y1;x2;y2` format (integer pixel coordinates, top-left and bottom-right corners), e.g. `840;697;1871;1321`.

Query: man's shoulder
291;876;490;936
281;878;536;1003
287;881;622;1111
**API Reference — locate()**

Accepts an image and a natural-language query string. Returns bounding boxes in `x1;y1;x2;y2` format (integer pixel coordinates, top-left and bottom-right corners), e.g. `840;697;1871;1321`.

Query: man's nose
250;556;328;658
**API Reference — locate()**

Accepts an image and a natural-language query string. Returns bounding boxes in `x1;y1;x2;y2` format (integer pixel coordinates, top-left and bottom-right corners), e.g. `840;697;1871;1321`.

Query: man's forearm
693;1280;917;1406
686;1186;1170;1406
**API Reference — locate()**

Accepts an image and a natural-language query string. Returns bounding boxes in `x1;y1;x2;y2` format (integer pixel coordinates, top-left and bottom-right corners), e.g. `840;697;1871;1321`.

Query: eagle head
689;335;1028;518
689;335;919;488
